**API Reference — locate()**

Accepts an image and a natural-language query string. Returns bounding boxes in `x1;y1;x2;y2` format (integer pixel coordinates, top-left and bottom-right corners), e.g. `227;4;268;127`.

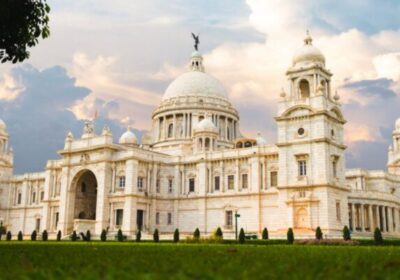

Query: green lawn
1;242;400;279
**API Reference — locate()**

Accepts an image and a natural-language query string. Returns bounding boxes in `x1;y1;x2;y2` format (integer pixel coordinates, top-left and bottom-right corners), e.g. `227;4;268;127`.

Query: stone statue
83;121;94;134
191;33;200;51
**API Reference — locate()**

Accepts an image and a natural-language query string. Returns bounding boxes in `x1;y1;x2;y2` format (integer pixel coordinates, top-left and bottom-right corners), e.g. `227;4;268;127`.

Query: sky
0;0;400;173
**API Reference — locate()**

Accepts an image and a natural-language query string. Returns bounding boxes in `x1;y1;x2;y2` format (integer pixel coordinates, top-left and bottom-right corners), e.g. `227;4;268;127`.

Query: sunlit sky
1;0;400;173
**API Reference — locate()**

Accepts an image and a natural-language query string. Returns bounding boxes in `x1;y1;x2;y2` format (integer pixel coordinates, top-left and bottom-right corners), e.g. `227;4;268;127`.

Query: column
376;206;381;231
382;206;386;232
183;114;187;138
360;204;364;232
368;205;373;232
235;159;240;191
172;114;176;138
95;162;112;235
351;203;355;231
388;207;393;232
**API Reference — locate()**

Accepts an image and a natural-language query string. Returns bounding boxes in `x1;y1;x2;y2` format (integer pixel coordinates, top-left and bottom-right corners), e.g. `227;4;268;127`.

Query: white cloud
0;73;25;101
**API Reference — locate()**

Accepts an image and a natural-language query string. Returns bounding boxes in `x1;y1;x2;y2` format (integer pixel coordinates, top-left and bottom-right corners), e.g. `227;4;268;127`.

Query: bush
31;230;37;241
287;228;294;244
18;231;23;241
315;227;323;240
86;230;91;242
238;228;245;244
71;231;77;241
153;229;159;242
117;229;123;242
6;231;12;241
193;228;200;240
42;230;48;241
214;227;223;240
374;228;383;245
343;226;351;241
136;230;141;242
262;228;269;240
56;230;62;241
100;229;107;242
174;229;179;243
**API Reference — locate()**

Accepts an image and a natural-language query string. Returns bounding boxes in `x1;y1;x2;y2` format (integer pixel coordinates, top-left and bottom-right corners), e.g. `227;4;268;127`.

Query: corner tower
388;119;400;175
275;32;348;236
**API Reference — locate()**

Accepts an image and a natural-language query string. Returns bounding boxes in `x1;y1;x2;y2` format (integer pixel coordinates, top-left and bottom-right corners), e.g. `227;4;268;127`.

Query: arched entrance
74;170;97;220
294;207;309;229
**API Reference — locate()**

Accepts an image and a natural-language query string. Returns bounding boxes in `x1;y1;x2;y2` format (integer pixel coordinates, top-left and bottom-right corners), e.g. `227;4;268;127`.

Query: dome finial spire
304;29;313;45
191;32;200;51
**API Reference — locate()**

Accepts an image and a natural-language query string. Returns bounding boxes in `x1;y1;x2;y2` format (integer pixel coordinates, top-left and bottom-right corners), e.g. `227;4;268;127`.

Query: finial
280;87;286;98
191;33;200;51
304;30;313;45
333;90;340;101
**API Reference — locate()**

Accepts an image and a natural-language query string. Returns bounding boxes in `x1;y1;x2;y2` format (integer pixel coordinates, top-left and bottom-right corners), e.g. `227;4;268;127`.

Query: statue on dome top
191;33;200;51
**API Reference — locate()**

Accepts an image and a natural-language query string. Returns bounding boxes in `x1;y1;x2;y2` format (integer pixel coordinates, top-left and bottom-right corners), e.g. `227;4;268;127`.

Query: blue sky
0;0;400;173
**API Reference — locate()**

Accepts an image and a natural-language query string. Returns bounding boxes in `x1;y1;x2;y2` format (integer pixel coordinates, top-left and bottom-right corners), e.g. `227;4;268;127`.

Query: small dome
119;128;138;145
256;132;266;145
0;119;6;130
195;118;217;131
293;33;325;67
396;118;400;131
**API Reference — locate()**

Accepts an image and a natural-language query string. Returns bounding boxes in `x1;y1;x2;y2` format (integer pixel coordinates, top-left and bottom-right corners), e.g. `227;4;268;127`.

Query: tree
374;228;383;245
287;228;294;244
0;221;6;240
238;228;245;244
193;228;200;240
136;230;141;242
31;230;37;241
18;231;23;241
100;229;107;242
315;227;323;240
42;230;48;241
71;231;77;242
153;229;159;242
6;231;12;241
174;229;179;243
0;0;51;63
86;230;91;242
343;226;351;241
117;229;123;242
56;230;62;241
215;227;223;240
262;228;269;240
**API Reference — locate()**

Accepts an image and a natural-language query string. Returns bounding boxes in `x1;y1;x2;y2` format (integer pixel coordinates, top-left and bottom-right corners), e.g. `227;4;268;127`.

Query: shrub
193;228;200;240
287;228;294;244
374;227;383;245
343;226;351;241
262;228;269;240
100;229;107;242
214;227;223;240
6;231;12;241
0;221;6;239
18;231;23;241
86;230;91;242
174;229;179;243
31;230;37;241
136;230;141;242
315;227;323;240
56;230;62;241
42;230;48;241
117;229;123;242
71;231;77;241
238;228;245;244
153;229;159;242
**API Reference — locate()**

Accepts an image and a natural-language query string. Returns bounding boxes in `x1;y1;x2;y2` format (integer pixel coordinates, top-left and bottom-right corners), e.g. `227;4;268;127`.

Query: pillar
360;204;364;232
368;204;373;231
351;203;355;231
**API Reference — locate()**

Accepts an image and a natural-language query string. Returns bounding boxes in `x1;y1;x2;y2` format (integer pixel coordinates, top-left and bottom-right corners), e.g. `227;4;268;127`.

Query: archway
73;170;97;221
299;80;310;98
294;207;309;229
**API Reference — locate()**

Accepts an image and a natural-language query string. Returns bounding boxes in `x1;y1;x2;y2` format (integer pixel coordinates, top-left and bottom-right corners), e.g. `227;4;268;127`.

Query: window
298;127;305;136
81;182;86;193
119;176;126;188
36;218;40;232
241;174;248;189
270;171;277;187
116;209;123;226
299;79;310;98
336;202;341;221
189;178;195;193
32;192;36;203
156;212;160;225
225;210;233;227
17;192;22;204
156;179;161;193
227;175;234;190
214;176;220;191
168;179;173;193
137;177;144;191
168;123;173;138
40;191;44;201
167;213;172;225
298;160;307;176
332;161;337;178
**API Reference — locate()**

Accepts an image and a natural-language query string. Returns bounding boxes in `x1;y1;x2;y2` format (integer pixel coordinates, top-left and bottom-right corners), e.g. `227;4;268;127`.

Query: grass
1;242;400;279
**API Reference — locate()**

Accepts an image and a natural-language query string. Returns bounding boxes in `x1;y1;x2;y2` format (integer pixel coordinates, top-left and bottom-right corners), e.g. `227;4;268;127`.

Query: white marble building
1;34;400;239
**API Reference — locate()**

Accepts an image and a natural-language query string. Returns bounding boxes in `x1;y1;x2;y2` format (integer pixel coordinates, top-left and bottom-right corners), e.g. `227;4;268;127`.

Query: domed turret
195;118;217;132
255;132;267;145
292;31;325;68
119;127;138;145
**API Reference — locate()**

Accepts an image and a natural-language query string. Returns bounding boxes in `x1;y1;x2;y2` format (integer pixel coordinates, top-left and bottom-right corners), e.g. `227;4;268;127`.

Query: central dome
292;33;325;67
162;71;228;101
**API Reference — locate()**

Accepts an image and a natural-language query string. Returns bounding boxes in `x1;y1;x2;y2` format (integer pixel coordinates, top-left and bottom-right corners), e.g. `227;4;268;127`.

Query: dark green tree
343;226;351;241
71;231;77;242
374;228;383;245
117;229;123;242
6;231;12;241
153;229;159;242
31;230;37;241
100;229;107;242
56;230;62;241
173;229;179;243
0;0;51;63
42;230;48;241
86;230;91;242
136;230;141;242
18;231;23;241
215;227;223;239
315;227;323;240
0;221;6;240
238;228;245;244
287;228;294;244
193;228;200;240
262;228;269;240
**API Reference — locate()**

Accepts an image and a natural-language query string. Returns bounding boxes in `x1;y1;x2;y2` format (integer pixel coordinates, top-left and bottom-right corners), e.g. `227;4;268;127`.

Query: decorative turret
388;118;400;175
193;115;218;153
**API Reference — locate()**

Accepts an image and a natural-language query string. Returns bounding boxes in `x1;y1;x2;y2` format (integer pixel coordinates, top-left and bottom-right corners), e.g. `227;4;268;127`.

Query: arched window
168;123;173;138
205;138;210;151
227;128;230;140
299;80;310;99
198;138;203;149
